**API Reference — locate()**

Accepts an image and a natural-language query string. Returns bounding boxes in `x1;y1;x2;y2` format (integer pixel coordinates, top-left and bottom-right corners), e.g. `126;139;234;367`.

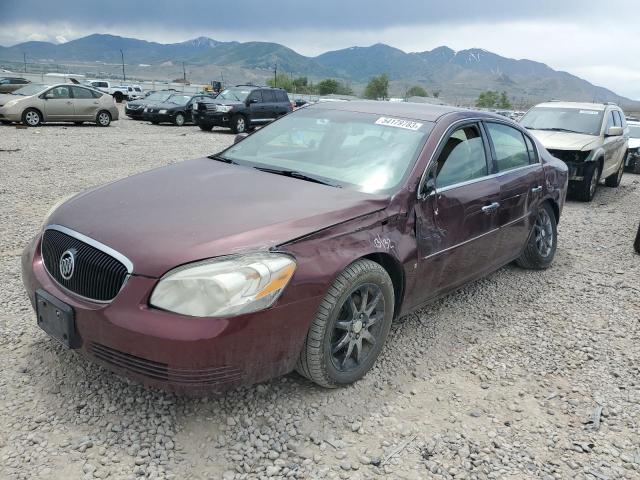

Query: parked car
22;102;568;392
520;102;628;201
635;223;640;254
0;83;119;126
125;90;178;119
0;76;31;93
625;120;640;173
142;93;214;126
192;85;292;133
86;80;135;103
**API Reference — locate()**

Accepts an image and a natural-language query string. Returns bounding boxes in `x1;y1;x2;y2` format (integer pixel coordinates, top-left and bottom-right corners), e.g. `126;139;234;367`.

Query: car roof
533;101;610;111
308;100;471;122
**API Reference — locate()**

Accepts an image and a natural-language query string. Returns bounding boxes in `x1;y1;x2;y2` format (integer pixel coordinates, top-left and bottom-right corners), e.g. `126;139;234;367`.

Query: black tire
96;110;111;127
198;123;213;131
22;108;42;127
605;157;624;187
74;121;83;125
151;121;160;125
573;161;601;202
295;259;394;388
113;92;123;103
231;114;247;134
174;113;185;126
634;223;640;254
516;202;558;270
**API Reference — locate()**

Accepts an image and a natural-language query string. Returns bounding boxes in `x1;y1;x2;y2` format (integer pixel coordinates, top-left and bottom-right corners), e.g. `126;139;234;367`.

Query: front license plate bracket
35;289;81;349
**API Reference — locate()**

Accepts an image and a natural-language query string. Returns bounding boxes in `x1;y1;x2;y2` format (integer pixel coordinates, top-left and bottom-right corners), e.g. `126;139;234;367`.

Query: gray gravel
1;106;639;479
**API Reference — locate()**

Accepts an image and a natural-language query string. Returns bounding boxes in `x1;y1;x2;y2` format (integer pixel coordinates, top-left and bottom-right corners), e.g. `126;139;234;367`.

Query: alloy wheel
534;208;554;258
236;117;245;133
589;167;599;197
330;283;385;372
98;112;110;126
175;114;185;126
25;111;40;126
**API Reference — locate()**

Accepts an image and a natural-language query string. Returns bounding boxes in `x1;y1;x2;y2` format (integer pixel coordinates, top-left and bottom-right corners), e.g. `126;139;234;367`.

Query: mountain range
0;33;635;108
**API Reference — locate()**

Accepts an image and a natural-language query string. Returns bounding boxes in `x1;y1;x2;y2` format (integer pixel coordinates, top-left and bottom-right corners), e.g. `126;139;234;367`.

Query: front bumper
125;106;145;118
142;112;175;123
193;111;232;127
0;107;22;122
21;234;320;393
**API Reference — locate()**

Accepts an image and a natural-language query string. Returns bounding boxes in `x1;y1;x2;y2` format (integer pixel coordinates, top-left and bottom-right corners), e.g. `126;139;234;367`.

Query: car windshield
166;94;191;105
220;107;433;194
520;107;604;136
628;125;640;139
216;88;251;102
10;84;49;96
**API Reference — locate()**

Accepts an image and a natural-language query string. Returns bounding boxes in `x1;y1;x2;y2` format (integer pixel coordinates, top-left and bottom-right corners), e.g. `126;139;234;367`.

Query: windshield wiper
208;154;237;164
527;127;585;134
253;166;341;187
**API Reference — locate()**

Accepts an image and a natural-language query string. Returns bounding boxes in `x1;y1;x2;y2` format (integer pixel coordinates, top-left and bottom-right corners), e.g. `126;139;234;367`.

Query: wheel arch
362;252;405;319
543;197;560;225
22;107;44;123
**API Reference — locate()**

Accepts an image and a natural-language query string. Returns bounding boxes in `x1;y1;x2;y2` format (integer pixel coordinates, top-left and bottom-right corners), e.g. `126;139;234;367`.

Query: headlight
149;253;296;317
216;105;233;113
143;107;148;112
159;109;167;114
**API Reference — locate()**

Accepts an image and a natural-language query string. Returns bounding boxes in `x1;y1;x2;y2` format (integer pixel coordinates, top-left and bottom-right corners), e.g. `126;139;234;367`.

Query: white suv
520;102;628;201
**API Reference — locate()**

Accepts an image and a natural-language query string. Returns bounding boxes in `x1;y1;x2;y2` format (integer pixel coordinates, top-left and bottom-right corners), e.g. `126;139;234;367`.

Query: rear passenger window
262;90;276;102
72;87;93;99
435;124;488;189
486;122;530;172
90;90;103;98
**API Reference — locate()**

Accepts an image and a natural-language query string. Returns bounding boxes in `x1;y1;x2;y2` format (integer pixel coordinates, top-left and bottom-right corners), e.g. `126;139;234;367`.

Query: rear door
484;121;545;265
71;86;100;120
260;89;278;121
42;85;75;120
415;121;501;302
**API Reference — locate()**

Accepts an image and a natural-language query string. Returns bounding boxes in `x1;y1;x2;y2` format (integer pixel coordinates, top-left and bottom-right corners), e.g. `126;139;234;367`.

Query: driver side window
47;86;71;99
435;124;488;189
247;91;262;104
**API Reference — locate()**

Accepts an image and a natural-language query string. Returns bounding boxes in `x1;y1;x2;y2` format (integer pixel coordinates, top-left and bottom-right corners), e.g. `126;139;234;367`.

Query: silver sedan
0;83;119;127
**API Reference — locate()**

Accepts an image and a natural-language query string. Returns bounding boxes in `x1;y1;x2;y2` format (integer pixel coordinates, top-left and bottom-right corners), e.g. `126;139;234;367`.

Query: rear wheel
231;114;247;134
174;113;185;126
516;202;558;270
573;161;600;202
96;110;111;127
296;259;394;388
22;108;42;127
605;157;624;187
198;123;213;131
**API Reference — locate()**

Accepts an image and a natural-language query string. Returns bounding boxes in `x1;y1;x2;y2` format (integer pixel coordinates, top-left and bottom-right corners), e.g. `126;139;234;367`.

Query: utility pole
182;61;186;84
23;52;26;73
120;49;126;82
274;63;277;87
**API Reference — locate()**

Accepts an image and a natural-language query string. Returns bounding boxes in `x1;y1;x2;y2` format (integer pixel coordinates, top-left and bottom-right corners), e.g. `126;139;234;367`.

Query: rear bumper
21;234;321;393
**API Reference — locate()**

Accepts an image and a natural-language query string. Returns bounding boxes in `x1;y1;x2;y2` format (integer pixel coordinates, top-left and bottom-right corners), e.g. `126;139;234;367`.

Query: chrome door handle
481;202;500;214
531;186;543;193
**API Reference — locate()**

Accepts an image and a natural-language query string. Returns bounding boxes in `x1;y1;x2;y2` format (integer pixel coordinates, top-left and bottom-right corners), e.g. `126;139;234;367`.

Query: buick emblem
59;249;76;280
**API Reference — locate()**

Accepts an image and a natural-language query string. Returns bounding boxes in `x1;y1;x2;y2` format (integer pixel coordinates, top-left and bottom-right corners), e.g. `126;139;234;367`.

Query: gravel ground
1;107;639;480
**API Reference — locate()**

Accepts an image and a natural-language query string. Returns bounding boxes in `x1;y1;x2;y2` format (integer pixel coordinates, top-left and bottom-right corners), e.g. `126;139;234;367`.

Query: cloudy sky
2;0;639;98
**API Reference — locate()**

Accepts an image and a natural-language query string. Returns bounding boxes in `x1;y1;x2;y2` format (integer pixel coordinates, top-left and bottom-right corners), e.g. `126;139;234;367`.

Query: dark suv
192;85;292;133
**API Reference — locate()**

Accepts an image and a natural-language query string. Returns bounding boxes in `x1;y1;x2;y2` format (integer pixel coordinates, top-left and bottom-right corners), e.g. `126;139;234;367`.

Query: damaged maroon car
22;102;568;392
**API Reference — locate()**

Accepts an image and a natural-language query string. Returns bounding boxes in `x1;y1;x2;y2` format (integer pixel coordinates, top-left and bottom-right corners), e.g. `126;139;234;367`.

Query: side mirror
248;98;258;104
234;133;249;144
43;92;54;100
606;126;623;136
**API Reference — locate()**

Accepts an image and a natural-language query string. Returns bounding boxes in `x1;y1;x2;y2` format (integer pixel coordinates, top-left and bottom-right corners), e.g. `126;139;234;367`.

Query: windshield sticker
375;117;423;130
579;110;599;115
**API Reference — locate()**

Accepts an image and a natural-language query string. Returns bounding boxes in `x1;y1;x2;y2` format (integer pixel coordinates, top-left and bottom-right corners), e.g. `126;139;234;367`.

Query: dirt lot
0;107;639;480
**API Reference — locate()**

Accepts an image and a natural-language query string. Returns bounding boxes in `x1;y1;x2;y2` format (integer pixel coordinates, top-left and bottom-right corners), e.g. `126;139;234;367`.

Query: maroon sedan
22;102;568;392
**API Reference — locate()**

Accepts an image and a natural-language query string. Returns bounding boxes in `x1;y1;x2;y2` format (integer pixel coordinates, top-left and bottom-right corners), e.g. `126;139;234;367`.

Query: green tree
497;91;513;109
432;90;441;98
475;90;500;108
406;85;428;97
266;74;294;92
363;74;389;100
316;78;340;95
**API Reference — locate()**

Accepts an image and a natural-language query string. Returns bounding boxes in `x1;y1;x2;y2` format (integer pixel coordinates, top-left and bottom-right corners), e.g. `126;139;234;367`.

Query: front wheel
605;157;624;187
174;113;185;126
96;110;111;127
231;114;247;134
22;108;42;127
516;202;558;270
296;259;394;388
573;161;600;202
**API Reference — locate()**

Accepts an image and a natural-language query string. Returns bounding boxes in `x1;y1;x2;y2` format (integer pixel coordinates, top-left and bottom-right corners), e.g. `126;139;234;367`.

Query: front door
415;122;501;303
246;90;266;123
43;85;75;121
484;121;545;264
602;110;626;177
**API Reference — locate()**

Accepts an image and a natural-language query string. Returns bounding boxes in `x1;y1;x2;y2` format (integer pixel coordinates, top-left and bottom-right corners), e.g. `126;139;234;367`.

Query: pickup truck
86;80;143;102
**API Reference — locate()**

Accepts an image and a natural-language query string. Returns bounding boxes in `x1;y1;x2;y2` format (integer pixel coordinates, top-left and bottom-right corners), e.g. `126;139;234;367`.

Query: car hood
528;129;600;151
150;101;185;111
213;100;244;108
0;93;24;106
49;158;390;277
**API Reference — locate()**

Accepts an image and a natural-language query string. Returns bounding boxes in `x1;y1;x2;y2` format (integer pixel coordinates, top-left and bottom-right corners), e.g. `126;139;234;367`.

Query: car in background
192;85;292;133
625;120;640;173
142;93;214;126
0;77;31;93
23;102;567;392
520;102;628;201
86;80;137;103
125;90;178;119
0;83;119;127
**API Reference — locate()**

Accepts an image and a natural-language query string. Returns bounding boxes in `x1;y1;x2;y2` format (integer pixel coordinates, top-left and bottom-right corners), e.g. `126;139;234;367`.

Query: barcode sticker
375;117;423;130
